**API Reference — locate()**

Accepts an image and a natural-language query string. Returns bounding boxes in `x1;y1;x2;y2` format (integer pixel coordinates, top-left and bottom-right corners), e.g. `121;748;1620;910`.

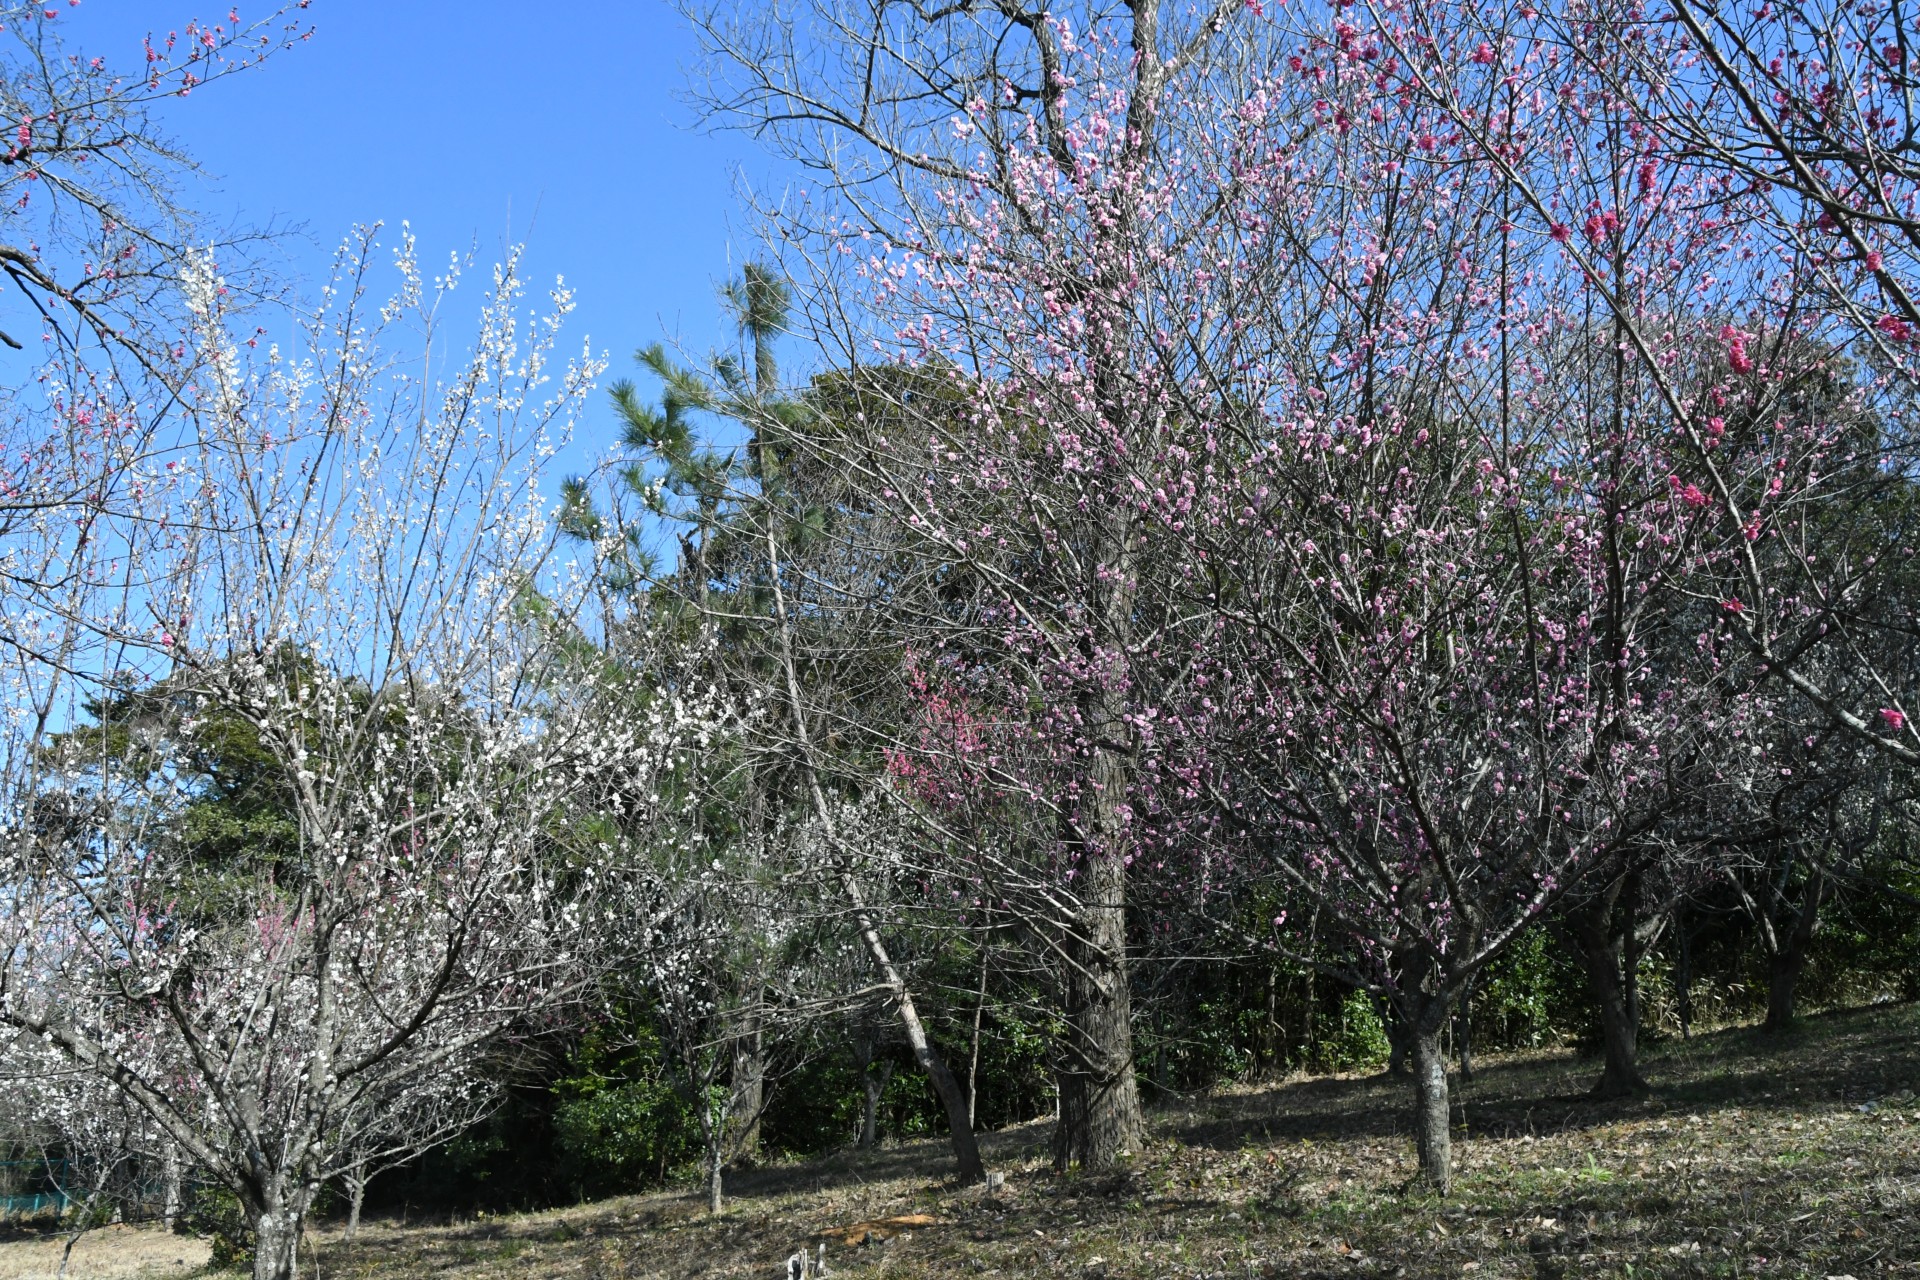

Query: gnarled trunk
1375;993;1411;1078
1566;871;1652;1098
1587;960;1648;1097
250;1201;301;1280
1572;913;1649;1097
1765;950;1808;1031
1052;845;1144;1171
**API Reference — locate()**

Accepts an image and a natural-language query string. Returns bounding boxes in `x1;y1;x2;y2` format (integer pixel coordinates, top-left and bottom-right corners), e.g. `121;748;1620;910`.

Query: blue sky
63;0;776;469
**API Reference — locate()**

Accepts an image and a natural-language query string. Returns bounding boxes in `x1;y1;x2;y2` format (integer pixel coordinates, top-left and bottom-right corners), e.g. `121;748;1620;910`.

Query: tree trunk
1409;1009;1453;1194
57;1161;114;1280
829;864;981;1177
735;786;769;1163
1052;845;1145;1171
967;946;988;1129
769;534;984;1183
1455;979;1475;1085
344;1173;366;1244
1261;965;1280;1078
1765;950;1808;1031
731;1011;766;1160
1376;994;1411;1078
1758;955;1804;1036
853;1028;875;1148
1300;965;1316;1070
161;1146;182;1234
1568;879;1650;1098
251;1203;300;1280
1675;908;1694;1041
914;1023;986;1180
1046;470;1145;1173
1764;864;1824;1033
860;1058;891;1150
836;877;982;1178
1588;964;1648;1098
707;1143;725;1215
1575;928;1649;1096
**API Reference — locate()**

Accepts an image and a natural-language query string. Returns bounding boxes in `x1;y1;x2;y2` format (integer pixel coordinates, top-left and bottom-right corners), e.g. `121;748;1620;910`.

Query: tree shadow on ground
1165;1001;1920;1154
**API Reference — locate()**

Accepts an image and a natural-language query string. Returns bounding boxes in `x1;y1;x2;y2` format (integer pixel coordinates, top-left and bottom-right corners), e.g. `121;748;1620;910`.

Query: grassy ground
7;1003;1915;1279
319;1003;1919;1280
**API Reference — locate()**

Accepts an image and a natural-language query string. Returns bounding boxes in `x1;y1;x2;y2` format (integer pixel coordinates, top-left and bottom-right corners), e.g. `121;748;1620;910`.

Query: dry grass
11;1002;1917;1279
0;1223;210;1280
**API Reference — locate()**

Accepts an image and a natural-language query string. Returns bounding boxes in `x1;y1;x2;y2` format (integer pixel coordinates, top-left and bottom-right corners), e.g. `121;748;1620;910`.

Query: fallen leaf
814;1214;943;1246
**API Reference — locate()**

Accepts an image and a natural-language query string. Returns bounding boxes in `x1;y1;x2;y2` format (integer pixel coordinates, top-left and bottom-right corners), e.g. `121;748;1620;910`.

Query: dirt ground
0;1224;209;1280
4;1002;1916;1279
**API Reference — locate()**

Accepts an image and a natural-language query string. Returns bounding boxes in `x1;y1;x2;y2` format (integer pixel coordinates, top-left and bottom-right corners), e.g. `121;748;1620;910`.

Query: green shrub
177;1184;251;1271
1312;990;1390;1073
1470;925;1588;1050
551;1077;693;1194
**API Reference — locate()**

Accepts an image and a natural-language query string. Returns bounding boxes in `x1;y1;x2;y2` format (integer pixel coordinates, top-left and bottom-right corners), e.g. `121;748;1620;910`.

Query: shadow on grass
312;1001;1919;1280
1164;1001;1920;1155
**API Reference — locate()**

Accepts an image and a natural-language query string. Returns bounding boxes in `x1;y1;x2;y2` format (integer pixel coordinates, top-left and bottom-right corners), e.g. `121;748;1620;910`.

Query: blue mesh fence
0;1159;71;1221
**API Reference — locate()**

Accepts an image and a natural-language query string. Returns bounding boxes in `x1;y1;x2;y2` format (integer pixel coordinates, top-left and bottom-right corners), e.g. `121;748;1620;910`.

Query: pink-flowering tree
682;0;1915;1190
680;0;1327;1170
1694;667;1915;1032
0;3;309;357
1342;0;1920;1093
1378;0;1920;769
1199;382;1751;1185
683;0;1726;1190
1161;0;1888;1186
0;231;707;1280
1597;0;1920;371
0;1;311;671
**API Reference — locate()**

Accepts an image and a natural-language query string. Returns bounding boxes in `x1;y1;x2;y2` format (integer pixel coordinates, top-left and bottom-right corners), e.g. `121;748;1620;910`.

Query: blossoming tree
0;232;706;1280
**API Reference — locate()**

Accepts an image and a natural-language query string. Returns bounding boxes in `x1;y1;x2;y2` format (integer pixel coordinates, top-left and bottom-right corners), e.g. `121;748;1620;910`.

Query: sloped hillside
298;1003;1917;1280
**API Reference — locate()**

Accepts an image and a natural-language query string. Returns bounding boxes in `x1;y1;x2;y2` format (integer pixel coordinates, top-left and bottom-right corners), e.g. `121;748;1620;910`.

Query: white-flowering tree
628;840;785;1216
0;1031;179;1245
0;230;710;1280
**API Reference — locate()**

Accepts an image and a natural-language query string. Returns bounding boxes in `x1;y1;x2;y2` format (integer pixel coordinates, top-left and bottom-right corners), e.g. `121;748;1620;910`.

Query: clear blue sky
64;0;775;468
